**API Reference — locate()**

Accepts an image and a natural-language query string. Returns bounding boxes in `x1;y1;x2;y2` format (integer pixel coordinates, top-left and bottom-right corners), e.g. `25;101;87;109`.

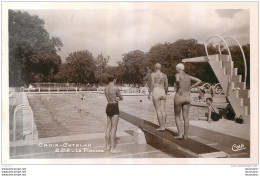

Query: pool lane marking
67;93;106;107
40;93;89;121
51;93;95;111
10;142;135;158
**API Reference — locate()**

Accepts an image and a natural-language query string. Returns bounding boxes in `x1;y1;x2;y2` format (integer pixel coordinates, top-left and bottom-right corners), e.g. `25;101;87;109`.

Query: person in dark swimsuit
174;63;201;139
105;76;123;154
206;98;221;122
149;63;168;131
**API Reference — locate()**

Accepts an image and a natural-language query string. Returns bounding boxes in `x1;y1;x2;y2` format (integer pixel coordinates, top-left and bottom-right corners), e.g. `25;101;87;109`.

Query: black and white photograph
1;2;258;167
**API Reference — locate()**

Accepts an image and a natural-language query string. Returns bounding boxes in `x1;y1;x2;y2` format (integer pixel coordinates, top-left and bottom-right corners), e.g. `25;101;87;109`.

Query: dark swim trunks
209;104;221;121
211;112;221;121
106;103;119;117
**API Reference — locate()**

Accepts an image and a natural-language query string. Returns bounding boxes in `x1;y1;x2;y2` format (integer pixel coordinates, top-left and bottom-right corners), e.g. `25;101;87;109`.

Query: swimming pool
27;93;208;138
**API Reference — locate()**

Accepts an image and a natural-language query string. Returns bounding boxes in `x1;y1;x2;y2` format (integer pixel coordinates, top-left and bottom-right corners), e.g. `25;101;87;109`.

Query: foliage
62;50;97;83
9;10;249;88
121;50;148;85
95;53;110;84
147;39;218;85
116;39;249;86
230;44;250;85
9;10;63;86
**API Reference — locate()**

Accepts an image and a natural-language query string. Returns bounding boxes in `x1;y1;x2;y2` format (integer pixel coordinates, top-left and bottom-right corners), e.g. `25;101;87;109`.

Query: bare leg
174;101;183;138
182;104;190;139
105;116;112;150
161;99;167;125
110;115;121;154
152;97;165;130
207;109;213;123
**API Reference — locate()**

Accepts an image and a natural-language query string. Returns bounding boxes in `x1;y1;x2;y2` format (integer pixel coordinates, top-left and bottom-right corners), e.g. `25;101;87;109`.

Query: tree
147;39;219;85
115;61;126;84
9;10;63;86
121;50;148;85
53;63;74;83
229;44;250;87
148;42;181;85
65;50;97;83
95;53;110;84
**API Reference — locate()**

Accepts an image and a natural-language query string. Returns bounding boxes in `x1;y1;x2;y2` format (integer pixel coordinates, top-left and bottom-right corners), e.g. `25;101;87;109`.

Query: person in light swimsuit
149;63;168;131
105;76;123;154
174;63;201;139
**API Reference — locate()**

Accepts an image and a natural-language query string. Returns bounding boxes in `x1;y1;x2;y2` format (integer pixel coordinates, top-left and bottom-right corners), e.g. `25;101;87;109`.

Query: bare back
105;84;122;103
175;72;191;93
151;72;168;92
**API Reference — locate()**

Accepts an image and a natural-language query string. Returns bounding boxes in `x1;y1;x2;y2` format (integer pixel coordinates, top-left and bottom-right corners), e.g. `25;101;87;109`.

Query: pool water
27;93;208;138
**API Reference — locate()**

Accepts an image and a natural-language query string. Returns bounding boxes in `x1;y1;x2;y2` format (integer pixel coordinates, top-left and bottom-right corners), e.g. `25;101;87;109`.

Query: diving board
119;111;229;158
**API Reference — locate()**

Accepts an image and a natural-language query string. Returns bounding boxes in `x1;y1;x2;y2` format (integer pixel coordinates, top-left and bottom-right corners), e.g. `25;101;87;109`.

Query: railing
204;35;232;61
218;36;247;86
204;35;233;95
25;82;97;93
13;104;34;141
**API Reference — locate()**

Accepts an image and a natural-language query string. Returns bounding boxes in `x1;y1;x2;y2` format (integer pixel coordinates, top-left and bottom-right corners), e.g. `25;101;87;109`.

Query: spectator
205;98;222;122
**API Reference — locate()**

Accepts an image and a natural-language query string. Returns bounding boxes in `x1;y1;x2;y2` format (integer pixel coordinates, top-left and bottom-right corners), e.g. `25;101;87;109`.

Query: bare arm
174;73;180;91
104;86;110;102
149;73;155;95
207;106;212;121
164;74;168;94
116;88;123;101
190;76;202;89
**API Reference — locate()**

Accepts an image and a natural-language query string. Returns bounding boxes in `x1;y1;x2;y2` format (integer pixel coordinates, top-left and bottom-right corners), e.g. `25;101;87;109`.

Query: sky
24;8;250;66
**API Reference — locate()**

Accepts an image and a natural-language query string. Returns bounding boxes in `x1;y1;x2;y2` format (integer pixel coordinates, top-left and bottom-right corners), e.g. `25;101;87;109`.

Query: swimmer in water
174;63;202;139
149;63;168;131
105;76;123;154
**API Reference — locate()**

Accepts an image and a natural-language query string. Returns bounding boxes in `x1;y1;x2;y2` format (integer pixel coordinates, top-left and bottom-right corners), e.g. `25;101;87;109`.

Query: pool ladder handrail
218;36;247;86
204;35;233;96
13;104;34;141
204;35;248;94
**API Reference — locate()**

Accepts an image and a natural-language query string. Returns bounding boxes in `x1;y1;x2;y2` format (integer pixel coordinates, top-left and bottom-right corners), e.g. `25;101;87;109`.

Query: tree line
9;10;250;87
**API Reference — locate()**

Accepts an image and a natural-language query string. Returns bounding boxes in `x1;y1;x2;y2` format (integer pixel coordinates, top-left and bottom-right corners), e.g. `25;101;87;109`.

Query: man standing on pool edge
105;76;123;154
174;63;201;140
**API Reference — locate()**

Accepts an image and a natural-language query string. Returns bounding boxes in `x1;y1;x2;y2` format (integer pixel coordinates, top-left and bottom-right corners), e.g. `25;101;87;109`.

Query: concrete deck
190;119;250;140
10;131;176;159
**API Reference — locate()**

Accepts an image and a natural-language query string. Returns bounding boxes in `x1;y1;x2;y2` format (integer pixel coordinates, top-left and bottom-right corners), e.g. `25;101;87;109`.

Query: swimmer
148;63;168;131
205;98;221;122
174;63;201;139
81;94;85;100
199;87;206;101
105;76;123;154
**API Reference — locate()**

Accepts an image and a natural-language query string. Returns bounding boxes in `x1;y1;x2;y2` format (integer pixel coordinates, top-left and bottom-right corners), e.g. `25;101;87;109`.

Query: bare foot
174;134;183;140
110;149;121;154
106;145;111;151
207;120;213;123
183;135;188;140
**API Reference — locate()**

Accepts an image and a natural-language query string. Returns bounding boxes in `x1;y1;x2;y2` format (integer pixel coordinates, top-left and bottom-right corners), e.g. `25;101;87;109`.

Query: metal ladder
13;104;35;141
